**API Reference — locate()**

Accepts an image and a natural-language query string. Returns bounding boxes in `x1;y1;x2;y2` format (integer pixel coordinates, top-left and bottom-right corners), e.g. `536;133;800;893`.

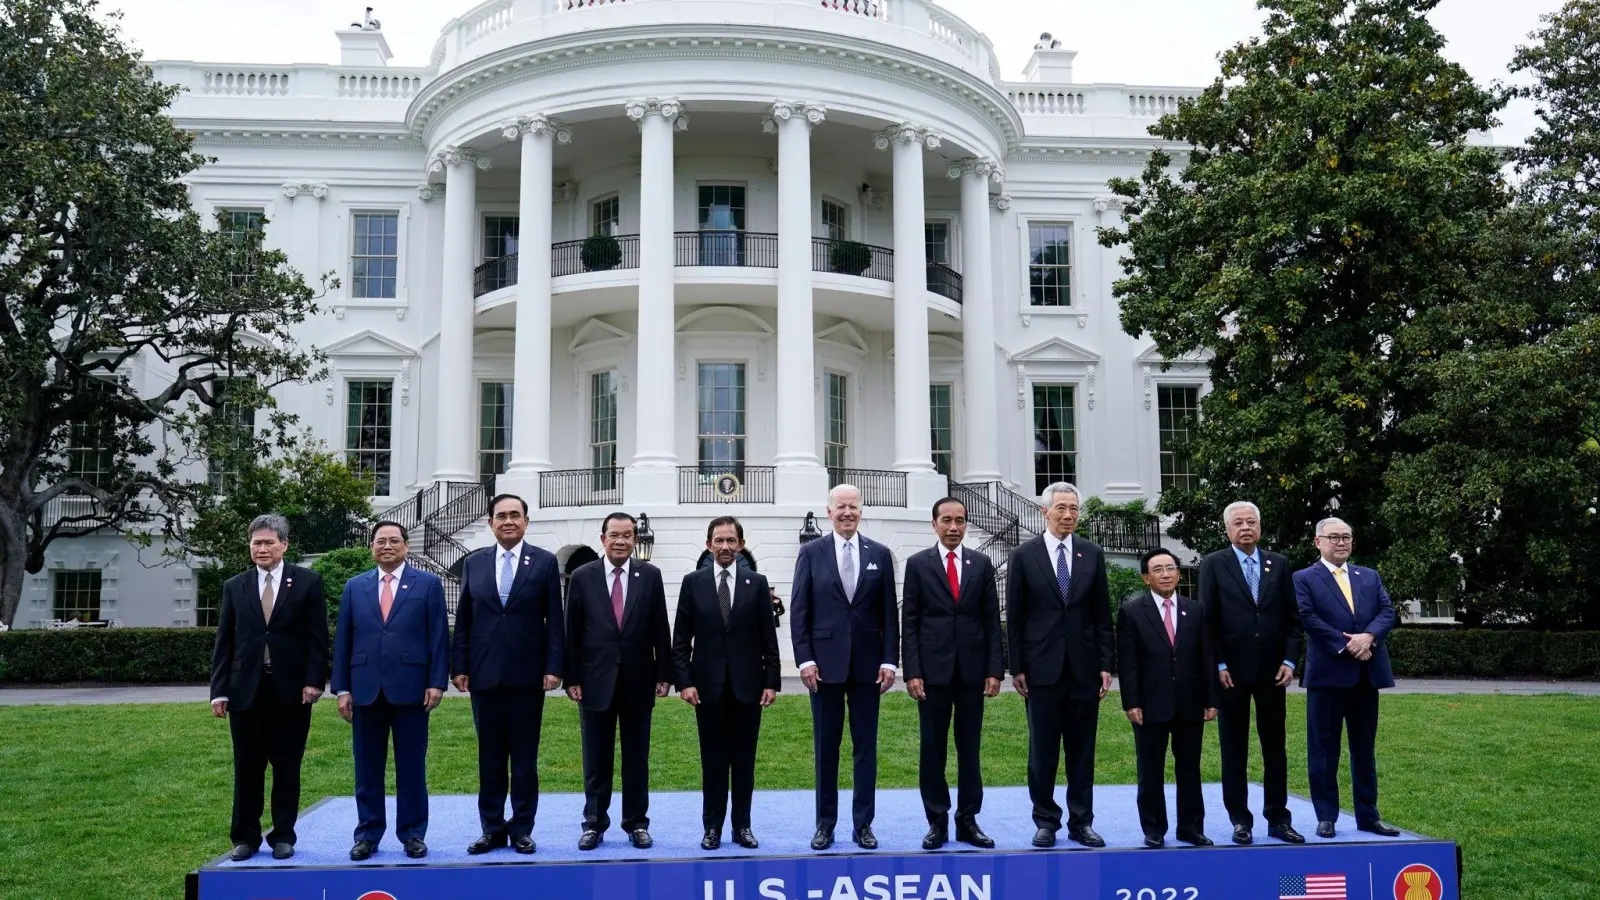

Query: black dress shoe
1358;820;1401;837
1316;821;1336;838
1231;823;1254;845
811;828;834;850
955;823;995;849
734;829;759;849
271;842;294;860
1068;825;1106;848
578;830;602;851
702;829;722;850
1032;826;1057;848
229;843;256;862
349;840;376;861
1143;835;1165;848
468;833;508;855
403;838;427;859
511;834;536;854
922;827;948;850
852;826;878;849
1176;830;1213;847
630;828;653;849
1269;824;1305;844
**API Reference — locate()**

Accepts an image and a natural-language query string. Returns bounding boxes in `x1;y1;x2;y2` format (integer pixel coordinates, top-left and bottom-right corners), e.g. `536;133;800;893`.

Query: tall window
930;384;954;478
1032;384;1077;493
54;571;102;623
351;213;399;299
1029;223;1072;306
698;185;746;265
67;377;117;488
592;196;620;236
483;216;519;259
1158;385;1200;493
926;221;951;266
220;209;264;285
207;378;256;494
825;373;849;469
346;380;393;495
697;363;746;471
478;382;513;488
822;200;849;241
590;371;619;489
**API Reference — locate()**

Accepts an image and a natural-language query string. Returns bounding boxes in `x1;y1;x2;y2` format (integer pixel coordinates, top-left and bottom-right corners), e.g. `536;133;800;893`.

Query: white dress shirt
1043;531;1073;579
937;544;963;588
714;562;738;606
798;532;897;676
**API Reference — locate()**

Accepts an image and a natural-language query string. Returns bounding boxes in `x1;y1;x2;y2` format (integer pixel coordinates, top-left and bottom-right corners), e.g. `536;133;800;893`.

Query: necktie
379;574;395;622
1333;567;1354;613
1162;596;1176;647
499;550;515;606
841;542;856;601
1243;556;1260;604
1055;542;1071;601
718;569;732;627
260;573;275;665
945;551;960;602
611;567;625;626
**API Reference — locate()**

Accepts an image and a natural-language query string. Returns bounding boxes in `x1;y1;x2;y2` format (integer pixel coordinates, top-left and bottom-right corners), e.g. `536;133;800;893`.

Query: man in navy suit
1293;517;1400;839
451;494;565;855
791;483;899;851
332;520;449;861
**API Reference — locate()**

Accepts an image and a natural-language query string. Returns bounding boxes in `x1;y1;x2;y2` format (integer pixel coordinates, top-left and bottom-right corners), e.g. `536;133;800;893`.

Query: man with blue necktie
451;494;565;855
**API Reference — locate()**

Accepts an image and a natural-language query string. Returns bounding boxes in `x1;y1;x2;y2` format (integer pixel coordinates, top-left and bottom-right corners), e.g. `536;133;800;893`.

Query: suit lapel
246;570;267;629
1256;554;1278;606
927;548;957;605
620;564;645;633
386;565;419;623
266;567;297;627
956;551;980;606
1225;551;1252;602
731;569;756;630
505;544;539;609
1032;538;1064;604
1140;594;1170;647
852;538;876;604
1312;564;1353;625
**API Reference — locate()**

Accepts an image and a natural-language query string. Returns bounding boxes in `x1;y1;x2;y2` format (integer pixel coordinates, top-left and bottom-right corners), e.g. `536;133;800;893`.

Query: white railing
819;0;890;21
552;0;631;11
462;0;515;47
1129;92;1188;117
927;6;967;50
1008;89;1086;115
336;72;425;99
155;62;433;105
200;69;292;96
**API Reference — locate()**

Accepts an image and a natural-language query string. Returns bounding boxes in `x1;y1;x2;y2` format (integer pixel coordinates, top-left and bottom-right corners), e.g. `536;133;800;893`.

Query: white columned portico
625;98;688;504
498;115;571;505
950;158;1004;484
766;101;830;504
428;146;488;483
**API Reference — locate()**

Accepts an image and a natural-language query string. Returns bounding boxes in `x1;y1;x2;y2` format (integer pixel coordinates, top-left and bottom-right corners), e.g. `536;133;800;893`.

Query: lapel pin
401;584;410;590
745;578;752;585
1076;552;1083;558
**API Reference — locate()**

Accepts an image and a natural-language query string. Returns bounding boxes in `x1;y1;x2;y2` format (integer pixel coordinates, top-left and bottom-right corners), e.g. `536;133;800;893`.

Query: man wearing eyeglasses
1293;518;1399;840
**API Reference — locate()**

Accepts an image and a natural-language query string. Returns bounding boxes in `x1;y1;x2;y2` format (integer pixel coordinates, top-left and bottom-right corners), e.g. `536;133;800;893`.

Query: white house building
20;0;1217;647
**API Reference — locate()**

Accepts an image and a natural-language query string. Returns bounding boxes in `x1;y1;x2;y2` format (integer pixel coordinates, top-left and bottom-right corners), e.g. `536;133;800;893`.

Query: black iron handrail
827;467;908;508
678;466;777;504
1085;517;1165;555
473;254;517;297
812;237;894;282
989;482;1047;537
674;231;779;268
927;262;964;303
552;234;641;278
538;468;624;508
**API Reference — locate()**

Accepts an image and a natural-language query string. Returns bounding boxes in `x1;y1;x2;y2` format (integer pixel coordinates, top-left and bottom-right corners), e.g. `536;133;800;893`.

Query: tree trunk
0;501;29;628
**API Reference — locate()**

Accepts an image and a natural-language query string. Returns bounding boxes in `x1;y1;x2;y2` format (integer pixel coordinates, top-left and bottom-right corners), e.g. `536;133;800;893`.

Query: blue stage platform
189;784;1460;900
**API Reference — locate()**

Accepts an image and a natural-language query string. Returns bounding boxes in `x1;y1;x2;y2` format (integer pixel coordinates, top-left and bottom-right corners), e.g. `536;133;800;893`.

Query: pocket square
866;562;879;571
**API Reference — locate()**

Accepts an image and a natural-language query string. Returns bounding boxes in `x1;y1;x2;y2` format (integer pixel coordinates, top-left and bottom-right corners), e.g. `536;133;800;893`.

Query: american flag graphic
1279;874;1347;900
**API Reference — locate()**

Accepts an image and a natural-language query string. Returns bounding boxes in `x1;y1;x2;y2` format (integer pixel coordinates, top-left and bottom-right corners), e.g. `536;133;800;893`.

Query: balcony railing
1085;517;1165;555
538;468;624;508
813;238;894;282
679;466;777;504
474;254;518;297
927;262;963;303
827;467;909;508
552;234;641;278
675;231;779;268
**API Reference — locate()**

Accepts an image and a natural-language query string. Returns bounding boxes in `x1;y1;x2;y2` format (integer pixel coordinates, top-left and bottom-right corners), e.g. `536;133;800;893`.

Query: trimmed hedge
0;628;216;683
1387;628;1600;679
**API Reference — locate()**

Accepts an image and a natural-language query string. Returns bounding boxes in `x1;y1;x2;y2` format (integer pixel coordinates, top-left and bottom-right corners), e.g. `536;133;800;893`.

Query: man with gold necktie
1292;517;1399;840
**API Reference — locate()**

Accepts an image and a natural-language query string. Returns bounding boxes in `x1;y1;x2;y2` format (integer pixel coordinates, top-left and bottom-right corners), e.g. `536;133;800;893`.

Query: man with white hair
790;483;900;851
1006;481;1114;848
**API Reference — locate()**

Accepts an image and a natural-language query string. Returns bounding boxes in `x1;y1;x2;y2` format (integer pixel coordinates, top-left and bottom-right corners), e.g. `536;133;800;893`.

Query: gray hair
828;483;862;508
248;513;290;543
1039;481;1080;508
1315;517;1351;537
1222;501;1261;524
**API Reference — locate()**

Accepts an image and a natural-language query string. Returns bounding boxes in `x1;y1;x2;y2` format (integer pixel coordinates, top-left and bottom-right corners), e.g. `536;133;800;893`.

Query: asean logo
1393;864;1443;900
356;892;398;900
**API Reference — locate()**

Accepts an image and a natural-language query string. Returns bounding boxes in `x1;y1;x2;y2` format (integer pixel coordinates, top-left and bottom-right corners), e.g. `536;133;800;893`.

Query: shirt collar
608;558;631;579
1320;558;1347;575
1151;590;1176;606
1044;531;1072;554
377;561;406;582
715;561;737;580
497;543;521;559
258;561;284;582
833;531;858;552
937;544;961;560
1231;544;1260;566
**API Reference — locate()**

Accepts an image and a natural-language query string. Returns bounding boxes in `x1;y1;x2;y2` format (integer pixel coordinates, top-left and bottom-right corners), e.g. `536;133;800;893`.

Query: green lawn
0;692;1594;900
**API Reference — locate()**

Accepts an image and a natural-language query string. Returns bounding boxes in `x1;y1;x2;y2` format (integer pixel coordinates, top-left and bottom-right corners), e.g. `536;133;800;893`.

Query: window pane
53;571;103;623
697;363;747;470
930;384;954;478
483;216;520;259
67;377;117;487
478;382;513;487
207;377;256;494
825;373;848;470
1028;223;1072;307
346;380;393;495
592;197;620;237
1032;384;1077;494
926;222;950;266
351;213;399;299
823;201;849;242
1158;385;1200;493
589;371;618;487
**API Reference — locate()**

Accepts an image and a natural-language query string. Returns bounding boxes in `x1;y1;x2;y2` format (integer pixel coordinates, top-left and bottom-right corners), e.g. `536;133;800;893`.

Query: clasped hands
907;677;1002;700
800;664;896;694
1125;707;1216;726
1342;631;1375;660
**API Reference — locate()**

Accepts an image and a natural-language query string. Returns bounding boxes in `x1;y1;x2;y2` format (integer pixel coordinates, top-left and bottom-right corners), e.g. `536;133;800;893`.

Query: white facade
22;0;1216;646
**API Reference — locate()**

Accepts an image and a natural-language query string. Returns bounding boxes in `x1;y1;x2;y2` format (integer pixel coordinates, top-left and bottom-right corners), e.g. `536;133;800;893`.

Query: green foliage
580;233;622;270
828;240;873;275
1387;629;1600;678
310;547;376;629
0;628;214;683
1106;563;1147;609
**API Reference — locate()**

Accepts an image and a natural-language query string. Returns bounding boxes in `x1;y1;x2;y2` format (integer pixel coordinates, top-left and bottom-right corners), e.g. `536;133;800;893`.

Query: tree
1098;0;1506;564
0;0;328;626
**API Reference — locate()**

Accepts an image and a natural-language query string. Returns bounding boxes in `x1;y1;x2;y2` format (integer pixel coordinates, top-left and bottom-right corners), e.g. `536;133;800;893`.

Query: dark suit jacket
209;564;329;710
1293;562;1396;689
1117;591;1217;723
672;566;782;705
901;546;1003;687
1005;533;1114;695
330;564;450;706
789;532;900;684
451;542;565;690
1198;546;1303;684
565;558;672;711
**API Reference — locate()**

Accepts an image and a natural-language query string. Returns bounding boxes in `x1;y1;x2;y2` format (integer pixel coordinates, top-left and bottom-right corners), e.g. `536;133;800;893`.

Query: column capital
626;97;689;131
874;122;942;151
281;182;329;199
416;183;445;201
502;114;573;144
1094;195;1128;215
427;146;491;175
990;193;1013;211
946;157;1004;184
762;100;827;134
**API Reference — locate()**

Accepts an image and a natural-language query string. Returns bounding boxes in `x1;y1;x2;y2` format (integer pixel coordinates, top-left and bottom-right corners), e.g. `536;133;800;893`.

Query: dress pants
694;678;763;832
810;679;881;832
227;674;314;847
1132;718;1205;838
1216;675;1291;827
1306;668;1381;824
352;691;432;843
471;686;546;837
579;690;653;834
917;674;985;828
1024;680;1100;830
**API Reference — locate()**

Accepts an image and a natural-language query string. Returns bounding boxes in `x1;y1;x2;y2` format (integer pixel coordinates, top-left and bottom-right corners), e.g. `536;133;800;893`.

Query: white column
497;115;571;504
624;98;687;504
279;182;326;279
427;146;487;483
950;158;1004;484
766;101;831;504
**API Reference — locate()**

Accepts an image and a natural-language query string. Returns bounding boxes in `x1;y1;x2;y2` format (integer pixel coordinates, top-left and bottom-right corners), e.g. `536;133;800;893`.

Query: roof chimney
336;8;391;66
1024;32;1076;83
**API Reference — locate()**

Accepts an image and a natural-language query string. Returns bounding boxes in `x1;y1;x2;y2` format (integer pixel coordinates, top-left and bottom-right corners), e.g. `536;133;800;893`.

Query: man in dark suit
903;497;1002;850
565;511;673;851
791;483;899;851
331;521;449;861
451;493;565;855
1118;548;1217;848
209;513;329;862
1007;481;1114;849
1198;500;1306;845
1294;517;1400;839
673;515;781;850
